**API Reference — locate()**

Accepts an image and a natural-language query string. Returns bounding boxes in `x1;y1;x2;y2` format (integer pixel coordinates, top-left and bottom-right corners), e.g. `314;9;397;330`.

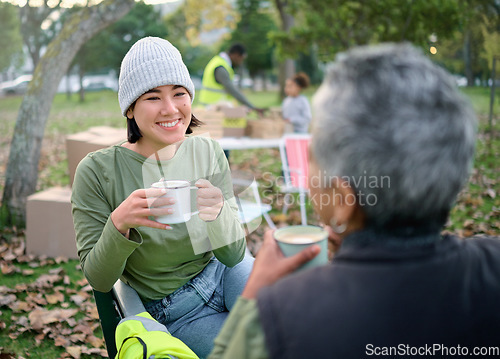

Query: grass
0;85;498;357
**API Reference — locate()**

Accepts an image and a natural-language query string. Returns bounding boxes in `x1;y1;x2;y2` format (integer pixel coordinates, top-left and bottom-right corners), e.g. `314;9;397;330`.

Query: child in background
282;72;312;133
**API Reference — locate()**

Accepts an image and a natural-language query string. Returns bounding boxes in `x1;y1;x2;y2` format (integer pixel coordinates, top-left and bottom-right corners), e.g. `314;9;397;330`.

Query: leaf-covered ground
0;234;107;358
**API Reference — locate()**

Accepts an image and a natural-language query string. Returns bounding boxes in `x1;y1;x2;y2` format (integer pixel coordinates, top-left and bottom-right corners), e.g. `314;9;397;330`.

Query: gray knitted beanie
118;37;195;116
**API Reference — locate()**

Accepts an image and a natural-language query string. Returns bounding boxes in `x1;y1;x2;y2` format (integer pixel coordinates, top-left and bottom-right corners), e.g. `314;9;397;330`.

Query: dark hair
126;111;203;143
292;72;310;89
228;43;246;56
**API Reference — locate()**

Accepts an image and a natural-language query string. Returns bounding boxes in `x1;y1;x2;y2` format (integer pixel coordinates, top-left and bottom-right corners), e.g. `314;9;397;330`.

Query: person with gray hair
208;43;500;359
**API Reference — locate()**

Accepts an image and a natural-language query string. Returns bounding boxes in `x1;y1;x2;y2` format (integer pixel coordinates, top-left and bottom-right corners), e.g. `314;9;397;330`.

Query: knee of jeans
227;254;254;278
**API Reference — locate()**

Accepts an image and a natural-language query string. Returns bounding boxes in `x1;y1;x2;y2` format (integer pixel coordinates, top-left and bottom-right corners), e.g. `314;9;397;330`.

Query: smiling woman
71;37;253;358
123;85;202;156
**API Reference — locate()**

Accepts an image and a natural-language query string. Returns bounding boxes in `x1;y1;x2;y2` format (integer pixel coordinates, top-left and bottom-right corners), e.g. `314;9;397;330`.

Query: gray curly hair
311;43;477;232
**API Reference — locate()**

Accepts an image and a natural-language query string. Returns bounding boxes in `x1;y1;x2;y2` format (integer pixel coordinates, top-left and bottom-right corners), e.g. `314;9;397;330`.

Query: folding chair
93;280;146;358
232;177;276;234
279;134;312;225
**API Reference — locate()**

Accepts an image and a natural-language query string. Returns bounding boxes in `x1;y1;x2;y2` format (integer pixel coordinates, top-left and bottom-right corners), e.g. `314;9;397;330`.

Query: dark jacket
257;230;500;359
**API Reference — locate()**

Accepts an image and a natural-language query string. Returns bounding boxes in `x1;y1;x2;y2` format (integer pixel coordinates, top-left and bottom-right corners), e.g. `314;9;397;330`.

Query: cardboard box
218;106;248;119
217;106;248;138
191;109;224;139
223;127;246;137
269;106;283;120
247;118;286;139
66;126;126;185
26;187;78;259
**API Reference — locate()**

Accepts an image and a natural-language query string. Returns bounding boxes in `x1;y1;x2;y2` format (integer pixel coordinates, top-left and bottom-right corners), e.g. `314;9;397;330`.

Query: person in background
199;43;264;160
208;43;500;359
282;72;312;133
199;43;264;114
71;37;253;359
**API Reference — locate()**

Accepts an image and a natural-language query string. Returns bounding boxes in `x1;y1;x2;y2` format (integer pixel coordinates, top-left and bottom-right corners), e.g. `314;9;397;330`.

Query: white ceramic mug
150;180;199;224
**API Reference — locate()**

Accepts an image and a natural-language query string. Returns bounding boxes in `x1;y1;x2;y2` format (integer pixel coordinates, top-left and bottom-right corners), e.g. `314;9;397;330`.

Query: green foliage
226;0;278;77
271;0;464;61
433;0;499;83
296;49;323;85
73;2;169;75
0;2;23;72
182;0;239;46
163;7;215;77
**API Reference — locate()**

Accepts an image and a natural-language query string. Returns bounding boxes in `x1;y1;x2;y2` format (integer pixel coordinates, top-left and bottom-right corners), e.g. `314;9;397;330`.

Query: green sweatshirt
209;297;269;359
71;135;246;302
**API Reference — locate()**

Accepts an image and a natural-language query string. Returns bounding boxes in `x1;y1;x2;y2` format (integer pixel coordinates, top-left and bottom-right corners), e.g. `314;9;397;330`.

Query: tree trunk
279;57;295;99
464;29;474;87
261;70;268;92
1;0;135;229
79;64;85;103
66;70;72;100
275;0;295;100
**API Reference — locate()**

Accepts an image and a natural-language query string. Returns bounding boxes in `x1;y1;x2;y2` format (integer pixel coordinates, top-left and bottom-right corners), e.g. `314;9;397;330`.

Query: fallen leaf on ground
28;308;78;330
46;291;65;304
0;294;16;307
66;346;82;359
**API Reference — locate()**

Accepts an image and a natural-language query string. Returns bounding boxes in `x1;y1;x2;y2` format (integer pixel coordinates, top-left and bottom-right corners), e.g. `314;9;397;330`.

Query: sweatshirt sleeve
71;154;141;292
209;297;269;359
214;66;255;109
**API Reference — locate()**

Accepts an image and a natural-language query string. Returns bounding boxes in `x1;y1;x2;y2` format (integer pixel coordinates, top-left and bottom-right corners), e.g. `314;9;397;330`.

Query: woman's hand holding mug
111;188;174;237
195;179;224;222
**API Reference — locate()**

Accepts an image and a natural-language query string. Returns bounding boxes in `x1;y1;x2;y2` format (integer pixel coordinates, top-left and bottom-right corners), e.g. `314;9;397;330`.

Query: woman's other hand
195;179;224;222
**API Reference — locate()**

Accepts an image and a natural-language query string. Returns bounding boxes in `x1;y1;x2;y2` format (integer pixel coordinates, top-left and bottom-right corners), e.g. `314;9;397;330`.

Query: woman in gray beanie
71;37;252;358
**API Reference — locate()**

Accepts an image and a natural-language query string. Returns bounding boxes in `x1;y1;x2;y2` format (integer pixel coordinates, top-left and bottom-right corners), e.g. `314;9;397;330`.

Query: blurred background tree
19;0;61;68
270;0;462;61
224;0;278;91
0;2;23;74
183;0;239;46
1;0;135;228
163;4;214;78
460;0;500;86
69;1;169;101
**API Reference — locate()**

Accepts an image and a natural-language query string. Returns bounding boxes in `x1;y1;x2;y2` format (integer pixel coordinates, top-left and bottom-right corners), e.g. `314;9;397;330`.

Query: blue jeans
144;255;254;358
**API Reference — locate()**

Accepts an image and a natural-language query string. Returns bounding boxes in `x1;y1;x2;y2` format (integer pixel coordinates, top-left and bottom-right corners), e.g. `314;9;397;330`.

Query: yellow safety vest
115;312;199;359
199;55;235;105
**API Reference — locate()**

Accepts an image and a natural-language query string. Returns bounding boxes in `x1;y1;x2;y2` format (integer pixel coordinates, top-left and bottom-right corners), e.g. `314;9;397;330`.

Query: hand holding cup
194;178;224;222
111;187;174;237
241;229;321;299
149;179;224;224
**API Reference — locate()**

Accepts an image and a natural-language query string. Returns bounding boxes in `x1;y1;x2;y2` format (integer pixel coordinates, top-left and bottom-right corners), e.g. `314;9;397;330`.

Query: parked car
0;75;33;95
82;74;118;92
